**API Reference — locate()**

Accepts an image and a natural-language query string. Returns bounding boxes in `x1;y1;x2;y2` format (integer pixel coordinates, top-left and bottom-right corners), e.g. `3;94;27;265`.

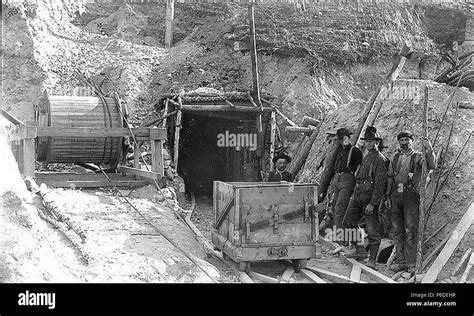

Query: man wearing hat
326;128;363;230
268;153;294;182
342;126;388;269
385;131;436;272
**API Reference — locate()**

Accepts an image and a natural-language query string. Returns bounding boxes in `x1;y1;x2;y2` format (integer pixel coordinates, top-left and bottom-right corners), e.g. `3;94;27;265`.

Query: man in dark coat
342;126;388;269
385;130;436;272
327;128;363;230
267;153;294;182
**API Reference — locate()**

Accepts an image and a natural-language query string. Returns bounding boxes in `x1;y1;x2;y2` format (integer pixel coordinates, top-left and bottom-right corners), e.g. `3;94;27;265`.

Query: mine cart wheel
292;259;308;273
222;253;231;261
238;261;250;273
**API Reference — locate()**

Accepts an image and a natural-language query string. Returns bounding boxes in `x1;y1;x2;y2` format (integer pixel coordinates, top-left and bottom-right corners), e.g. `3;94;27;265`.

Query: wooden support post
151;140;163;176
23;138;35;178
269;111;276;171
422;203;474;283
248;2;260;104
162;98;169;129
164;0;175;49
134;141;140;169
415;86;430;274
174;99;182;171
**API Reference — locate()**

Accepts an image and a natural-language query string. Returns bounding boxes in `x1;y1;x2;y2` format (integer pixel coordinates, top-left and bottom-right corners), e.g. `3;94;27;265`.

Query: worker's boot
366;245;379;270
345;244;367;261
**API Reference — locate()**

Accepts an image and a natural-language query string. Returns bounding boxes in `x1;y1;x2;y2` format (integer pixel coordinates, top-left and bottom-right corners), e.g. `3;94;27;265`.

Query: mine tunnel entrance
176;112;265;198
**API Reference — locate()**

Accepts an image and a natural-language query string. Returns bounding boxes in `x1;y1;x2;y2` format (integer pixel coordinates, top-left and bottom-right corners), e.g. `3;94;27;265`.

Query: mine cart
212;181;321;272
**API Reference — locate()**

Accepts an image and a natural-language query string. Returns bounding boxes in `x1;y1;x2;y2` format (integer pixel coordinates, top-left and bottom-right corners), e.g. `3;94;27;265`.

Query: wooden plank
164;0;175;48
239;272;254;283
285;126;317;133
173;107;182;170
458;253;474;283
248;271;279;283
239;186;314;205
151;140;164;176
452;248;473;277
35;126;166;140
179;105;273;112
306;265;367;284
40;180;149;188
350;265;362;282
422;203;474;283
22;138;35;178
117;166;162;180
1;109;24;126
134;141;141;168
340;254;397;283
214;194;235;230
280;266;294;283
422;234;450;270
415;86;430;274
269;111;276;171
300;268;327;283
248;3;260;103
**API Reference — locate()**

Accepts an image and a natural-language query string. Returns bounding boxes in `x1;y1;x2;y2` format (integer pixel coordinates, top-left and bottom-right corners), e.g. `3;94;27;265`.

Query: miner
268;153;294;182
342;126;388;269
385;131;436;273
327;128;363;230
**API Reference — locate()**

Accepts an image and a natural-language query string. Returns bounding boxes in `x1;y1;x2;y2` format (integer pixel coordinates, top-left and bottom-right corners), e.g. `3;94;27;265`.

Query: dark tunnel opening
177;112;261;198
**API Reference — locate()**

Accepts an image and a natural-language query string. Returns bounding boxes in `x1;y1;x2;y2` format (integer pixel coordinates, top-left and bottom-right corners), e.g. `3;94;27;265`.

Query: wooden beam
422;203;474;283
248;271;278;283
285;126;318;133
458;253;474;283
287;123;321;176
350;265;362;282
422;233;450;270
23;138;35;178
164;0;174;49
340;254;397;283
415;86;430;274
1;109;24;126
173;98;182;170
117;166;162;180
248;2;261;104
354;42;413;146
301;115;320;127
424;222;448;244
306;265;367;284
133;141;141;168
179;104;273;112
269;111;276;171
280;266;294;283
300;268;327;283
151;140;164;176
261;98;298;127
34;126;166;140
452;248;473;277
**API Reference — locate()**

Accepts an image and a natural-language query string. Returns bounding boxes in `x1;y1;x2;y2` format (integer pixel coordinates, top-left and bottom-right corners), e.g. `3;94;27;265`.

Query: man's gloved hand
364;203;375;215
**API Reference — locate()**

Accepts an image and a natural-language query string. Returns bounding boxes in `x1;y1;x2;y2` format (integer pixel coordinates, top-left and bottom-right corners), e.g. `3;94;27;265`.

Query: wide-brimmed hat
360;126;382;141
336;128;353;139
272;153;292;164
397;130;414;141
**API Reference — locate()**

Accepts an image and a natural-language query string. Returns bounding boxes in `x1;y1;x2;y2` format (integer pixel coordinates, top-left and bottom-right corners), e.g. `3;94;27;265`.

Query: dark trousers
342;186;381;249
391;189;419;267
332;173;356;229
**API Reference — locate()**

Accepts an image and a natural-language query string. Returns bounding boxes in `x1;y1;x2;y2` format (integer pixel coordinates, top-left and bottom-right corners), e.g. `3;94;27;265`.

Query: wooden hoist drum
35;91;126;168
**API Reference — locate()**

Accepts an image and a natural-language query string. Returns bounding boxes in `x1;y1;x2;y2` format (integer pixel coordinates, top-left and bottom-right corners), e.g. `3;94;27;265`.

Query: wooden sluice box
212;181;322;271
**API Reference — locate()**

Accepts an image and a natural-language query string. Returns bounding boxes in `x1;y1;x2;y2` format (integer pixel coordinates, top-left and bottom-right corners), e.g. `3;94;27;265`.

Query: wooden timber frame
7;119;167;189
159;91;278;182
